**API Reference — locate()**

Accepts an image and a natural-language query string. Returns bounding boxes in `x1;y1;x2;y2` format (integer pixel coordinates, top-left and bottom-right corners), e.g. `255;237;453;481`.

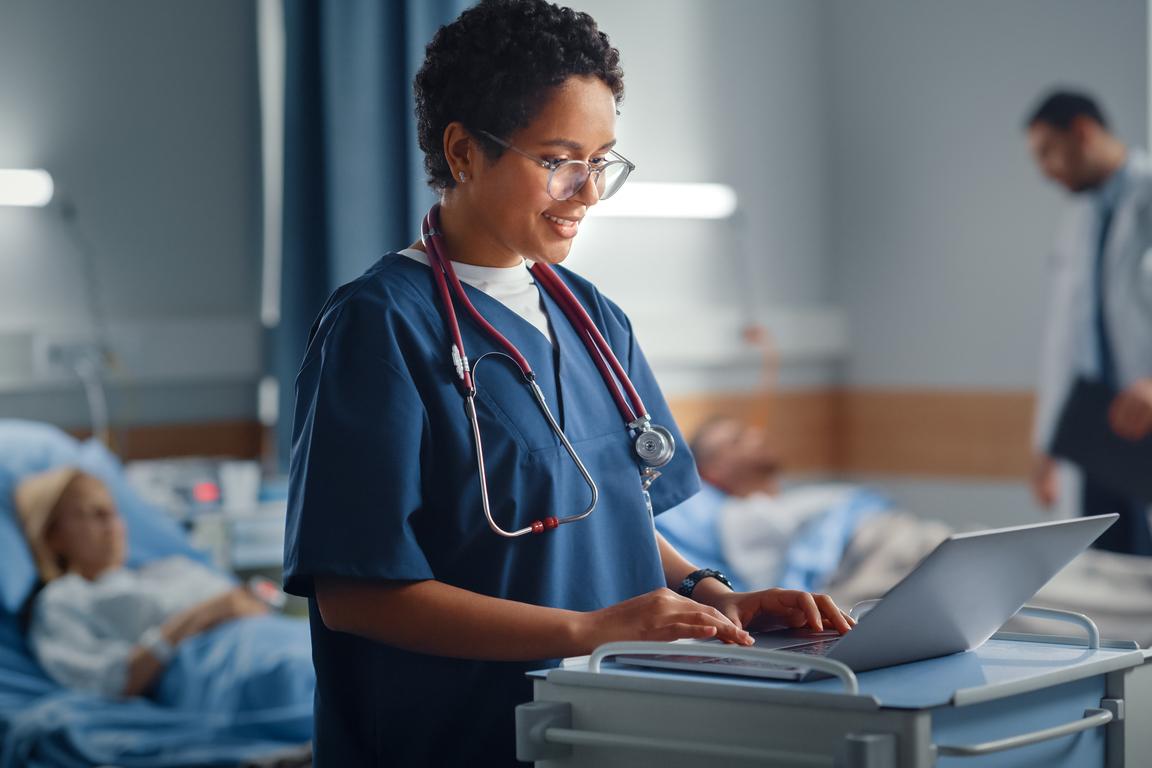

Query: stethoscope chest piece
634;424;675;468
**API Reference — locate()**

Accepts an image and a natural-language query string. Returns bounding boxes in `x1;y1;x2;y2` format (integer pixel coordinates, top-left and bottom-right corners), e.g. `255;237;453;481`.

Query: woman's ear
442;121;477;184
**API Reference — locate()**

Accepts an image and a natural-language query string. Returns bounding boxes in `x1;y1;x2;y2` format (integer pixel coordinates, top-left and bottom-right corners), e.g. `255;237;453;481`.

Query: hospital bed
0;419;312;768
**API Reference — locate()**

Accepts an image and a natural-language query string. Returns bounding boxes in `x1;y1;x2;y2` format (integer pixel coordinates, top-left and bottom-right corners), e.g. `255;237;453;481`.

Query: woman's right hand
579;588;753;652
124;588;267;696
163;587;268;644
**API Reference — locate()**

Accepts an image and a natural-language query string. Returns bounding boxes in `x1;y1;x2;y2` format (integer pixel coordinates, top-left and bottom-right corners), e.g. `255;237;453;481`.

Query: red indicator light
192;481;220;504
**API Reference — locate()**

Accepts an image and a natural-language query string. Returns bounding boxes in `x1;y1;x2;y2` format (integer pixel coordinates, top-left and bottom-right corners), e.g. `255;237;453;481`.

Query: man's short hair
689;415;740;472
1025;89;1109;131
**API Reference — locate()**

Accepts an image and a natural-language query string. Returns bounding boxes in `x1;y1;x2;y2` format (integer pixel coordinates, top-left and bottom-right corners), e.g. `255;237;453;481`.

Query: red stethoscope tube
420;203;673;537
423;203;648;423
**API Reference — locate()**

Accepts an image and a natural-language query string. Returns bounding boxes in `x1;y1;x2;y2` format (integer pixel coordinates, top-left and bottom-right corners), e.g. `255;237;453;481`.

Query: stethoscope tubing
420;203;675;536
423;205;534;390
529;260;650;426
424;204;652;426
462;383;598;537
422;204;604;537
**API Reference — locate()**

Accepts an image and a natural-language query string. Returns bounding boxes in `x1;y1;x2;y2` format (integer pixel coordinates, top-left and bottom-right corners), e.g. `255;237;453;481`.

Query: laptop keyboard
613;635;847;679
776;637;841;657
693;637;843;673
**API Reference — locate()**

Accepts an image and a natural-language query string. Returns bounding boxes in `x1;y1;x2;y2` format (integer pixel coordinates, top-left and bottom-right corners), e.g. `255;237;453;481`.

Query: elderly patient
657;416;1152;645
14;467;314;715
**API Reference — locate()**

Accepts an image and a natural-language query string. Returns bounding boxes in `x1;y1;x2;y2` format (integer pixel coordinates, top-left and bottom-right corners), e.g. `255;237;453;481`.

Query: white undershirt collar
398;248;553;343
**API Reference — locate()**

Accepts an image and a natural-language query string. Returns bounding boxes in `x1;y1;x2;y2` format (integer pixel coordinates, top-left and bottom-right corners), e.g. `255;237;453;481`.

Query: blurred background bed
0;420;312;768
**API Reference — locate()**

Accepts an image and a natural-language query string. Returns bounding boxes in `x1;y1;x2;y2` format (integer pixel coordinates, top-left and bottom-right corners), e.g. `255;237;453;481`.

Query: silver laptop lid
824;513;1118;672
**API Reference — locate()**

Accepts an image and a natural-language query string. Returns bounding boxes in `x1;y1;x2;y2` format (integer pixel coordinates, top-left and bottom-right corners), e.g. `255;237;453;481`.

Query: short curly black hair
414;0;624;191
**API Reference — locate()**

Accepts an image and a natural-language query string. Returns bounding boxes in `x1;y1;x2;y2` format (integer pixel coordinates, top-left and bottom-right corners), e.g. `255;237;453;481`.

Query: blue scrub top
283;253;698;766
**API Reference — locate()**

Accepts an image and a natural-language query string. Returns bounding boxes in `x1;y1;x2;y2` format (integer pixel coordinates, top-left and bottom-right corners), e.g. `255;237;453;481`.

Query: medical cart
517;616;1152;767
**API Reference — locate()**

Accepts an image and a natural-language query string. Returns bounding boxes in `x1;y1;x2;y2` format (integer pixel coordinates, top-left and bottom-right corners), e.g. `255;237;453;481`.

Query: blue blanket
776;488;890;592
0;612;313;768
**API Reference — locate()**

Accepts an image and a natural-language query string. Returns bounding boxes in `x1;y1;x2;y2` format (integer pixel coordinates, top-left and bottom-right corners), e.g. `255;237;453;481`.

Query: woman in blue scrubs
283;1;853;764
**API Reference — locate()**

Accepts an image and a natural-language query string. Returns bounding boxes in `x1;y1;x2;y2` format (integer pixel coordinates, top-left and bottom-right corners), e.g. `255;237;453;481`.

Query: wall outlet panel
0;316;260;391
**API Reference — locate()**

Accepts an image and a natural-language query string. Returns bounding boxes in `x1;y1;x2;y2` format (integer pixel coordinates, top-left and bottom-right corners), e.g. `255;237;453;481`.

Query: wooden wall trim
668;390;843;473
70;420;264;462
66;388;1034;477
841;389;1034;478
668;389;1035;479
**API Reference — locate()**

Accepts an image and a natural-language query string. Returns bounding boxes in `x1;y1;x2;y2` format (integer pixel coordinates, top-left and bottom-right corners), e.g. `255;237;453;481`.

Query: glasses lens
548;162;588;201
547;161;631;201
599;162;630;200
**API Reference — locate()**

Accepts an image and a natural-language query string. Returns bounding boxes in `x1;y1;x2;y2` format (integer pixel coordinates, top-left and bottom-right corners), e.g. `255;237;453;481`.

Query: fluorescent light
589;182;737;219
0;169;54;207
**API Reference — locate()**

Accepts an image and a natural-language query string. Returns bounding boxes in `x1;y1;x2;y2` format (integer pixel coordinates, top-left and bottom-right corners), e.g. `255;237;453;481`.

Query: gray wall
0;0;1146;522
828;0;1148;389
574;0;1147;393
567;0;843;395
572;0;1147;526
824;0;1147;525
0;0;261;428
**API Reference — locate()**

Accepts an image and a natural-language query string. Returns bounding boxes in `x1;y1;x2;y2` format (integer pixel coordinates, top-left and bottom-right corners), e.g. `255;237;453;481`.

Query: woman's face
46;474;126;579
460;75;619;266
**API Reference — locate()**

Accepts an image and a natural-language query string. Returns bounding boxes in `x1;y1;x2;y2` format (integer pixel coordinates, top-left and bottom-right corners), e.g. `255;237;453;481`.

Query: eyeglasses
478;130;635;202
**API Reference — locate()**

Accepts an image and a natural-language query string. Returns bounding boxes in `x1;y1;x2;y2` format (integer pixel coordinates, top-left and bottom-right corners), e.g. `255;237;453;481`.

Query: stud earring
458;171;467;182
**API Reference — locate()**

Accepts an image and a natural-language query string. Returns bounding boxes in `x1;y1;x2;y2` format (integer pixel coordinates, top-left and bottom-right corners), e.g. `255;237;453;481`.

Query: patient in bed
14;467;315;720
658;416;1152;644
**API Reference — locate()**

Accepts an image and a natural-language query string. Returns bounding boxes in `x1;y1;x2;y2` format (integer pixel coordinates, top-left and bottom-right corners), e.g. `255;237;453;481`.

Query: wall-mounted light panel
588;182;738;219
0;169;54;207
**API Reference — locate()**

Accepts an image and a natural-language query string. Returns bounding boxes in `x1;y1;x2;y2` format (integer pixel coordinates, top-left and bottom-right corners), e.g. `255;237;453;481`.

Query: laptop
615;514;1118;681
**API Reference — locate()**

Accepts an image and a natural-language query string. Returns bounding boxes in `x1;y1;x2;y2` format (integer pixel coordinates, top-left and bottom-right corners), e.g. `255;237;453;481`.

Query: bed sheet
0;610;313;768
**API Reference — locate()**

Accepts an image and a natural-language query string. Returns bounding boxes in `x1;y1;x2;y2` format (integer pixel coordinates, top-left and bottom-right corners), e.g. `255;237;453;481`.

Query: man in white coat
1025;90;1152;555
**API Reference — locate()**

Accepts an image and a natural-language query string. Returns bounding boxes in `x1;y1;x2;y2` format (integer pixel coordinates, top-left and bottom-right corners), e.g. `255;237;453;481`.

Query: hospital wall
0;0;1147;529
574;0;1148;528
827;0;1147;526
0;0;263;457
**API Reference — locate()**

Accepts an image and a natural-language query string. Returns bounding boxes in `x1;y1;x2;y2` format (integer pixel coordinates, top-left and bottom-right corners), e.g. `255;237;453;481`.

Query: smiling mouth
543;212;580;228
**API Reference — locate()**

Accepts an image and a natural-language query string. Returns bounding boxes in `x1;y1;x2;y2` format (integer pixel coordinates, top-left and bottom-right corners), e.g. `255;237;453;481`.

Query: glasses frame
477;129;635;201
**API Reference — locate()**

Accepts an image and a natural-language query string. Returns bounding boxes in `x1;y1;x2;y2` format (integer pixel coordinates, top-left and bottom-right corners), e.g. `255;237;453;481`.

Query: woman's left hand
704;588;855;635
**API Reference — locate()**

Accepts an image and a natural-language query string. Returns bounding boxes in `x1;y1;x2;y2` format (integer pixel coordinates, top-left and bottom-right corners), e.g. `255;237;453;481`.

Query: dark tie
1092;204;1117;390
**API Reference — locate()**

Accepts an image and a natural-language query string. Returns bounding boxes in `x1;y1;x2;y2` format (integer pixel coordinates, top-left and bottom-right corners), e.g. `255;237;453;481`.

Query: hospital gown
284;253;698;767
28;555;234;696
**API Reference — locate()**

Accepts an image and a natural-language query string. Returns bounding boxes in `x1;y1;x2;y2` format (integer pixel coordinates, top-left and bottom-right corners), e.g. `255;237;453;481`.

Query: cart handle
587;641;860;695
936;707;1112;757
1011;605;1100;648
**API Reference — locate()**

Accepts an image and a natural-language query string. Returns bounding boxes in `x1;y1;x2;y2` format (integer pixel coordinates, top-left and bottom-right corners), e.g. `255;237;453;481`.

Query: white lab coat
1034;150;1152;515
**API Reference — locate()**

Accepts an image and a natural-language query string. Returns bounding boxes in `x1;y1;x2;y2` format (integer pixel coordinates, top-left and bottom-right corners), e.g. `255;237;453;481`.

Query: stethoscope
420;203;675;538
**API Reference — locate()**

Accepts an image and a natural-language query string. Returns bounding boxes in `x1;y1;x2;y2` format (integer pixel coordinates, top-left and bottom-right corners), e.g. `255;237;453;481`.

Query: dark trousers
1082;477;1152;555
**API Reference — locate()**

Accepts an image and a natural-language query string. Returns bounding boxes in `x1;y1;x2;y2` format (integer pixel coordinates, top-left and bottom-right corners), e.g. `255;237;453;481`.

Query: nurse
283;1;853;765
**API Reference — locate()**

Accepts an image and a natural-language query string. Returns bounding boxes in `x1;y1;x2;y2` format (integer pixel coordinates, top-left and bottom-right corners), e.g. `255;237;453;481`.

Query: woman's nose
571;171;603;206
